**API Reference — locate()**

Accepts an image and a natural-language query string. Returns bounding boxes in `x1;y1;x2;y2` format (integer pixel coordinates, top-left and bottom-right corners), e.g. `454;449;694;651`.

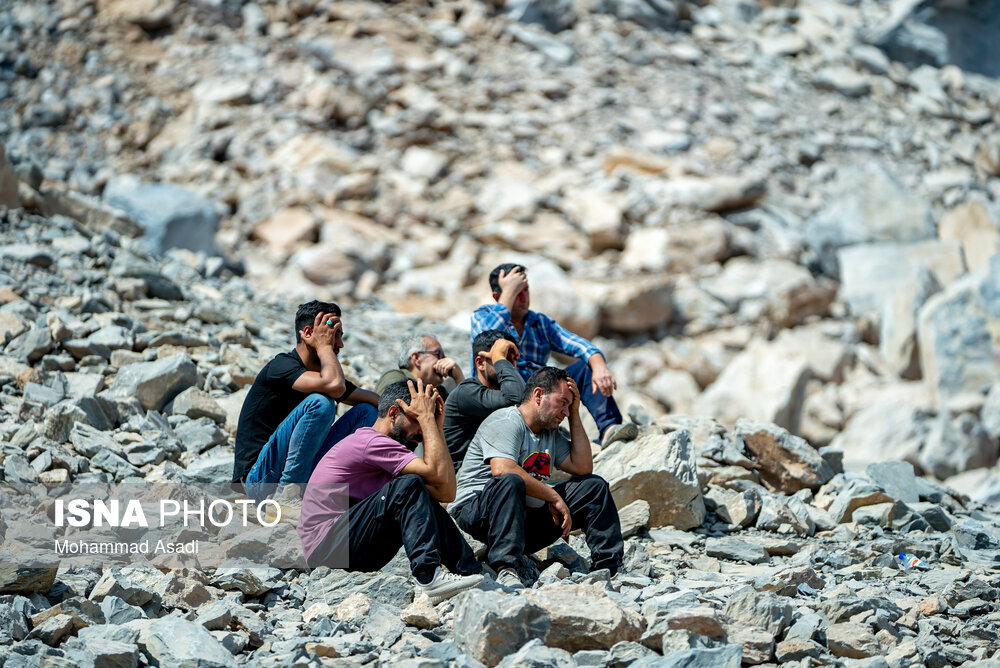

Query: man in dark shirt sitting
233;300;379;519
443;329;524;468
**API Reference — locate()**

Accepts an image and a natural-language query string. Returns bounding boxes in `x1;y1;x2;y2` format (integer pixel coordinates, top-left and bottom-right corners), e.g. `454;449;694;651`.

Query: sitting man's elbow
328;379;347;397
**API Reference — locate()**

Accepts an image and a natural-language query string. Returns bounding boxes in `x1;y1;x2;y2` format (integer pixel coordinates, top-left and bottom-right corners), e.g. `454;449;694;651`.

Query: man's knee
573;473;613;496
302;393;337;418
492;473;526;496
390;473;427;496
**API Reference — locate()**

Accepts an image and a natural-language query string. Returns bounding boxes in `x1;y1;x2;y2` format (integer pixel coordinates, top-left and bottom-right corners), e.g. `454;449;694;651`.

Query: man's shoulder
447;377;485;399
376;368;412;393
480;405;522;429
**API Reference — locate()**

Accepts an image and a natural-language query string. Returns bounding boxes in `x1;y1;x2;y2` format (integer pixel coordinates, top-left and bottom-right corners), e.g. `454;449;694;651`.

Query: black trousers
456;473;624;575
307;474;481;581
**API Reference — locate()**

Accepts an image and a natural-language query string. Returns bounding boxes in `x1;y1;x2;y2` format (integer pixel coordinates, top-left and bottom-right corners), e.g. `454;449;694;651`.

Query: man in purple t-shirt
298;379;483;604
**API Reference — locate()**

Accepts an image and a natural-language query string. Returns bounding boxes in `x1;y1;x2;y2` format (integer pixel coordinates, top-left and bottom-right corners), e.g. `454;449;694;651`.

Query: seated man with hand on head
449;366;624;590
233;300;379;519
443;329;524;468
376;334;464;397
470;263;638;448
297;380;484;604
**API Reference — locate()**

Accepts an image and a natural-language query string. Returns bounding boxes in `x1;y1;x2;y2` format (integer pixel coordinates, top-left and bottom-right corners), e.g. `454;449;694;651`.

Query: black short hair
488;263;525;294
472;329;517;357
378;380;412;418
294;300;341;342
521;366;570;403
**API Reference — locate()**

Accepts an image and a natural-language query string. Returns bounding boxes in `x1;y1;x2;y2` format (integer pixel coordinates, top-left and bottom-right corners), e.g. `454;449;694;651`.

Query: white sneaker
263;485;302;526
495;567;525;591
415;567;485;604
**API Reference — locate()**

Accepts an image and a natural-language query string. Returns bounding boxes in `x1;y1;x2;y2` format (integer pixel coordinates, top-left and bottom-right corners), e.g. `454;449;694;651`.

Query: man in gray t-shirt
449;366;624;588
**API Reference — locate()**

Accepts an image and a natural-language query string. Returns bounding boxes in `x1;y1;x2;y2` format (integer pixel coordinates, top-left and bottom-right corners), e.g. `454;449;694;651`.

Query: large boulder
735;419;834;494
939;200;1000;274
453;590;550;667
523;583;644;652
700;258;836;329
103;175;219;256
106;354;198;411
692;338;811;433
917;254;1000;409
838;240;965;378
919;412;998;479
594;429;705;530
830;388;933;472
585;276;673;335
867;0;1000;78
804;163;934;278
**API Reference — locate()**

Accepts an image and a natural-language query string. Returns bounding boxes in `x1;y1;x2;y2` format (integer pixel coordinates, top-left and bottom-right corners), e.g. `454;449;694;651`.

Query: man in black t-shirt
233;301;379;511
442;329;524;468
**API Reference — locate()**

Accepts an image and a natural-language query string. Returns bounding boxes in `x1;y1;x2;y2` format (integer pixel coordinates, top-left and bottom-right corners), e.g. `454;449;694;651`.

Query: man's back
443;359;524;467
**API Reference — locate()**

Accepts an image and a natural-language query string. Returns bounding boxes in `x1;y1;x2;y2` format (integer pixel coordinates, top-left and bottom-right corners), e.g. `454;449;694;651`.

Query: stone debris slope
1;0;1000;665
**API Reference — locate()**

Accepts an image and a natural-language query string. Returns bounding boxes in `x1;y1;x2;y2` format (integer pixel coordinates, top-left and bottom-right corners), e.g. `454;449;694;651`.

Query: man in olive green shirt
376;334;464;396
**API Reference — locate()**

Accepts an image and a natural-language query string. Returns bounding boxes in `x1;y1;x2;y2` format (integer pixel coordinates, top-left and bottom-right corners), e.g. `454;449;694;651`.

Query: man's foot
414;567;484;604
601;422;639;448
263;484;302;526
495;567;525;591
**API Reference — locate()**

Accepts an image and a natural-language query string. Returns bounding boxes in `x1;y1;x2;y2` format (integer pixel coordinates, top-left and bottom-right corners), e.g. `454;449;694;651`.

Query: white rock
693;338;811;432
594;429;705;530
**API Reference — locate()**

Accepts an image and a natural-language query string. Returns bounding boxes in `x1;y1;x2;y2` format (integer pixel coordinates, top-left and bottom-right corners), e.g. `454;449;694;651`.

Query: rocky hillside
2;0;1000;665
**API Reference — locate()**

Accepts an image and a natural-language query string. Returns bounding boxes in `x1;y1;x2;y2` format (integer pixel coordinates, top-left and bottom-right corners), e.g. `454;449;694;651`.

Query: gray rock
827;479;894;524
107;354;198;411
210;568;282;597
179;453;233;483
867;0;1000;77
505;0;577;32
195;599;233;631
919;412;998;479
99;596;145;625
632;644;742;668
70;422;121;457
173;418;227;454
724;588;792;637
365;602;406;647
523;583;644;652
0;244;55;268
704;537;768;564
918;255;1000;409
505;25;574;65
864;461;920;503
498;638;575;668
983;384;1000;439
103;176;219;256
171;387;227;424
453;590;550;667
0;601;30;643
146;616;236;667
812;66;871;98
805;163;934;278
598;0;678;30
6;327;53;363
87;326;135;351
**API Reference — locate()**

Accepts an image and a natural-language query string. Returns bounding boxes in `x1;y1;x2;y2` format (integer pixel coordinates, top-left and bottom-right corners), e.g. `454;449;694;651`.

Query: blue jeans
244;395;377;501
565;360;622;439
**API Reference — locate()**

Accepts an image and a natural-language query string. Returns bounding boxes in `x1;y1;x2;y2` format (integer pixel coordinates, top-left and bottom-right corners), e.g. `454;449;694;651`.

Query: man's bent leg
312;403;378;467
552;474;624;575
457;474;529;571
383;474;451;583
430;502;482;576
245;393;336;500
565;360;623;438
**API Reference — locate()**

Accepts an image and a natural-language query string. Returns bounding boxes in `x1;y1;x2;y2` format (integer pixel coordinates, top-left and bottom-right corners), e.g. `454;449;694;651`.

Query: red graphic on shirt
521;451;551;481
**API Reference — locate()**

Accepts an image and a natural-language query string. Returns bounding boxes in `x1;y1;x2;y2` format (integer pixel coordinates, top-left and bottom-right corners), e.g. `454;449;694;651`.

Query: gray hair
397;334;431;369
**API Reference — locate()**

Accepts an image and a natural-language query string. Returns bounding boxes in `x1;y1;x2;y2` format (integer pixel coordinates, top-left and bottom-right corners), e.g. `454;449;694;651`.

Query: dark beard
389;422;421;451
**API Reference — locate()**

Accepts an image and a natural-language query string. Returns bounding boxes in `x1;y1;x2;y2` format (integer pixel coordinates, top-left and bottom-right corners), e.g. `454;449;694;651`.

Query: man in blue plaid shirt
469;263;638;447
